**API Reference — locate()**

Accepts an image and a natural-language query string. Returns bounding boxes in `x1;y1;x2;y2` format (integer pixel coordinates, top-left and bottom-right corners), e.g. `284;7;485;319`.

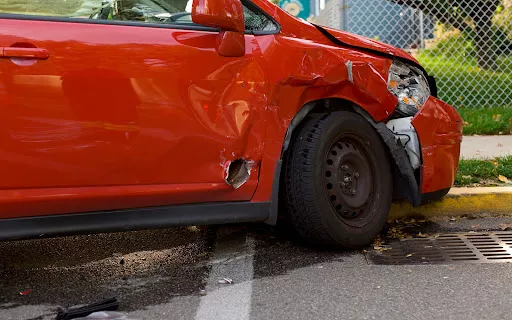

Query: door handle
2;47;49;59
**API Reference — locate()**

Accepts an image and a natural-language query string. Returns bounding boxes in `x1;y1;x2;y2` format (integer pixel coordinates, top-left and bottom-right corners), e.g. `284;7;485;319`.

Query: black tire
283;111;393;248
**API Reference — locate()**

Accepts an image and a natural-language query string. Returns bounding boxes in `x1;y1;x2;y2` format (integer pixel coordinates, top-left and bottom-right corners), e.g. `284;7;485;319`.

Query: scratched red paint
0;0;461;219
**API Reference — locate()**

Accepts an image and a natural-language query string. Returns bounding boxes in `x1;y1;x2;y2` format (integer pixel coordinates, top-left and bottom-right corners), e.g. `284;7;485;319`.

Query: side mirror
192;0;245;57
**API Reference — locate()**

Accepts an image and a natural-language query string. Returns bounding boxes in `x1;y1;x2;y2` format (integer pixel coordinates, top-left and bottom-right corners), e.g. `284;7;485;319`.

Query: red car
0;0;461;247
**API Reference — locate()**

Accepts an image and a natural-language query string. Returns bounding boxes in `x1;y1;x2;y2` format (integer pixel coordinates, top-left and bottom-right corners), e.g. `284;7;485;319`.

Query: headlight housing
387;60;430;116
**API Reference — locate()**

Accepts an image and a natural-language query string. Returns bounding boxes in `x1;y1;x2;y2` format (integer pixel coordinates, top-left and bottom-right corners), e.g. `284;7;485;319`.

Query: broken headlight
387;60;430;117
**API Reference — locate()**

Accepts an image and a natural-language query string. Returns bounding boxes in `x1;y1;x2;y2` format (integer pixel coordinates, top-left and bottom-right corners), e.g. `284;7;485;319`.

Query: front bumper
412;96;463;194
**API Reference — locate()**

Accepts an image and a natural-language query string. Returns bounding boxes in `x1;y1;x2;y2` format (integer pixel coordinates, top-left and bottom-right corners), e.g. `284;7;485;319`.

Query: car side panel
0;19;268;217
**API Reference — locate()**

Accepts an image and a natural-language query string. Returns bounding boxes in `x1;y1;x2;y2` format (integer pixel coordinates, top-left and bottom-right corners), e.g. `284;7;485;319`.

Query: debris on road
372;236;390;252
499;223;512;231
218;278;233;284
56;297;119;320
19;289;32;296
74;311;135;319
371;217;432;252
187;226;201;232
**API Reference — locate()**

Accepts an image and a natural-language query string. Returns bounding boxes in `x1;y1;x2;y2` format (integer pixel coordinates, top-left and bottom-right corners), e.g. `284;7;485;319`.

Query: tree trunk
388;0;500;70
464;1;499;70
474;15;497;69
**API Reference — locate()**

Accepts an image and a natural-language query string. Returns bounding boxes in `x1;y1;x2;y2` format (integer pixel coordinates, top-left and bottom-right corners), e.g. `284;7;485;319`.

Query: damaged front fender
412;96;463;194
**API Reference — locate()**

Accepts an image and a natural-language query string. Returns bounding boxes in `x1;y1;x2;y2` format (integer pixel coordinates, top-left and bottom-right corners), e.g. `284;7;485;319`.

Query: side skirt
0;202;270;241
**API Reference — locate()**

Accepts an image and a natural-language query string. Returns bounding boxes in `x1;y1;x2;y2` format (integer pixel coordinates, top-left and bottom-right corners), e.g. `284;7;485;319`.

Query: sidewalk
461;135;512;159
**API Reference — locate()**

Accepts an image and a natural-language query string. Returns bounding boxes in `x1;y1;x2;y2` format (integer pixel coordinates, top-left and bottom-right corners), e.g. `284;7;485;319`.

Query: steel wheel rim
324;134;375;222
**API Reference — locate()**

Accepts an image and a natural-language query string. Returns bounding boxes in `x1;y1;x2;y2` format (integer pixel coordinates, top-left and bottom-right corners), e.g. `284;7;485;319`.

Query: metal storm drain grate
366;232;512;265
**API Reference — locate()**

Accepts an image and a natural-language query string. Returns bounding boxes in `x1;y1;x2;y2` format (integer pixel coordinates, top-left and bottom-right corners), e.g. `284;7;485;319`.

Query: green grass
416;49;512;135
455;156;512;186
458;107;512;135
416;53;512;110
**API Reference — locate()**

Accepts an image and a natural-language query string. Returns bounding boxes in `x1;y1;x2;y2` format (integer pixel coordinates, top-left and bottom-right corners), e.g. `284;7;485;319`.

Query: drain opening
366;232;512;265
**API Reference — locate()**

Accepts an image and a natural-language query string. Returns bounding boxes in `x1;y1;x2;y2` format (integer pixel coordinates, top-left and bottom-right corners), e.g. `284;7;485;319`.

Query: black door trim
0;201;270;241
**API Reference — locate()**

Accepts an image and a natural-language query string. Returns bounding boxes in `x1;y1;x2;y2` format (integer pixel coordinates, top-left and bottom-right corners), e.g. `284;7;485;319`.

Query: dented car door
0;14;268;215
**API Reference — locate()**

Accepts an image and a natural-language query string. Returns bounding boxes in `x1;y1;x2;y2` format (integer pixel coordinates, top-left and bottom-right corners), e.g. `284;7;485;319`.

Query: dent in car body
225;158;255;189
0;21;268;217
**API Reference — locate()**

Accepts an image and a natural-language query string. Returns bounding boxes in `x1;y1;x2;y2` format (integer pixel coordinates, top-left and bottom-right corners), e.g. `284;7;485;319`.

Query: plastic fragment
74;311;135;319
19;289;32;296
56;297;119;320
218;278;233;284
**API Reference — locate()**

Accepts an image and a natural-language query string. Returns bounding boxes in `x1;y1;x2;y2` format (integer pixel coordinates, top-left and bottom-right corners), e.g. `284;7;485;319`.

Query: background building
313;0;434;49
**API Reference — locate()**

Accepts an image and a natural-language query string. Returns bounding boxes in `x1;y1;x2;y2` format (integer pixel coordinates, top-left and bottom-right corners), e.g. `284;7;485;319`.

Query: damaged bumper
412;96;462;194
378;96;461;206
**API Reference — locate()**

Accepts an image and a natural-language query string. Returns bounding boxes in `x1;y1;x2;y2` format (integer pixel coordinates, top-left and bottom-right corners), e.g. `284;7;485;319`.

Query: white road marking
194;230;255;320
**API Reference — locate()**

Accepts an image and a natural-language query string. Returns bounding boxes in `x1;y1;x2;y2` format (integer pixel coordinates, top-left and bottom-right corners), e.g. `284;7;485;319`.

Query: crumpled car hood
317;25;420;65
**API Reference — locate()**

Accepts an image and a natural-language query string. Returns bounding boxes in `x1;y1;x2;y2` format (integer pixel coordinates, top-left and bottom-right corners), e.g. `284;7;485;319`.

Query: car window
243;3;277;32
0;0;191;24
0;0;278;32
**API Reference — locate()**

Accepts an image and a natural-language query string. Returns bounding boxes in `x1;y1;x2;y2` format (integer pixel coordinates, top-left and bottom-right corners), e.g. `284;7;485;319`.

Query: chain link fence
314;0;512;109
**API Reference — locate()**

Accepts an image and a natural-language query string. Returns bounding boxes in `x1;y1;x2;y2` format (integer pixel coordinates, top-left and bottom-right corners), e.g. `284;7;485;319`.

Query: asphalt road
2;217;512;320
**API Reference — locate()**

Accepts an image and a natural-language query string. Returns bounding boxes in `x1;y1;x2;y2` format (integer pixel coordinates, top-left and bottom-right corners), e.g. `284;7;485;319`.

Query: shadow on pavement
0;223;363;317
247;225;358;280
0;227;215;313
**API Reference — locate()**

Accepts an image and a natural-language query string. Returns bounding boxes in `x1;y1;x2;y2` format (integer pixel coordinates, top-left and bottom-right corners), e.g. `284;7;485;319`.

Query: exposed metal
225;159;254;189
386;117;421;170
345;60;353;83
367;232;512;265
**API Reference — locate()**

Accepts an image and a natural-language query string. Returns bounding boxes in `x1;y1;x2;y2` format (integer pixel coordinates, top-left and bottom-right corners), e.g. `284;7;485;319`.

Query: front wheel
283;111;393;248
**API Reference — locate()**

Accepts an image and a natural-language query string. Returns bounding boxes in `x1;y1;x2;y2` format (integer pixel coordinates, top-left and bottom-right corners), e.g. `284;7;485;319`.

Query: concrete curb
389;187;512;220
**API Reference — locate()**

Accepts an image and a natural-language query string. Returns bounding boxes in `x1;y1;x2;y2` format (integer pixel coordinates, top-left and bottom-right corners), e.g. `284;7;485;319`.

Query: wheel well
280;98;359;157
266;98;418;225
